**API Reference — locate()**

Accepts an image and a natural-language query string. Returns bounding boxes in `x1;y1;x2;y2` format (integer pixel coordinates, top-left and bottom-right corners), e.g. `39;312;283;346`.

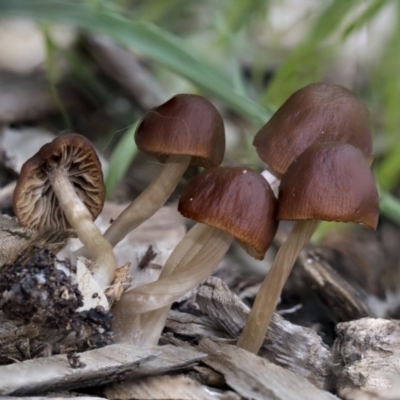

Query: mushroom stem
48;168;117;288
102;154;192;248
237;219;320;354
261;169;281;193
112;223;233;344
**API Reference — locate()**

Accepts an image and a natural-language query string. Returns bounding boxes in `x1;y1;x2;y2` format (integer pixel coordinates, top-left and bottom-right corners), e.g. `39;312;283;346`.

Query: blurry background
0;0;400;232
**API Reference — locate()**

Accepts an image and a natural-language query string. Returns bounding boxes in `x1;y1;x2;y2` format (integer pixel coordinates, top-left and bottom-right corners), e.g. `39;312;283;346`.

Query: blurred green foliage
1;0;400;225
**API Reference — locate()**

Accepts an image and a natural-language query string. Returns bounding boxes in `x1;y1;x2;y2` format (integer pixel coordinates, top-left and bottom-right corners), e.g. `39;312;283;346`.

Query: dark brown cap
278;142;379;229
253;83;373;177
178;166;278;259
135;94;225;168
13;133;105;231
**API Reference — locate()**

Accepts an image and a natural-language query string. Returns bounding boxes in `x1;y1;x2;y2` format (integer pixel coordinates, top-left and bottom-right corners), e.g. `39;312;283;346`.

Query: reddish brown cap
278;142;379;229
178;166;278;259
135;94;225;168
13;133;105;231
253;83;373;177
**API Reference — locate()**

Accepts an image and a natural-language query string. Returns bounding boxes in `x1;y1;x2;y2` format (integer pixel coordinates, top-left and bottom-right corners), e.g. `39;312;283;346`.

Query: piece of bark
0;215;35;266
0;311;109;366
297;248;375;321
0;398;105;400
332;318;400;392
189;365;226;388
322;222;400;299
86;35;166;110
165;310;227;339
105;374;240;400
197;277;333;390
197;338;339;400
104;345;206;398
340;386;400;400
0;344;205;396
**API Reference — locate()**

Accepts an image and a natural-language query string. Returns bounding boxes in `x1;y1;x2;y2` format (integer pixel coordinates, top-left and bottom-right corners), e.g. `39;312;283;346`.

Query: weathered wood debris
1;214;400;399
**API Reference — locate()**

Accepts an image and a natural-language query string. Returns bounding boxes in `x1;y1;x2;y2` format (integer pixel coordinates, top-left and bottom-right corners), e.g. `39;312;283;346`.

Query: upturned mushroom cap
253;83;373;177
135;94;225;168
178;166;278;259
13;133;105;231
278;142;379;229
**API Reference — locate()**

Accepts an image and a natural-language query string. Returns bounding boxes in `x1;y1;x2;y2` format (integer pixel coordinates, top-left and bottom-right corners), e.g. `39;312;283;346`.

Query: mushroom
101;94;225;248
111;166;278;344
253;83;373;189
13;133;117;288
237;142;379;354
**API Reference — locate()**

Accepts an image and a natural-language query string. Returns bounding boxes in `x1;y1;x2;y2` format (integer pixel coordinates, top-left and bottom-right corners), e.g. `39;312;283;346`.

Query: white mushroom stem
237;219;320;354
112;223;233;344
102;154;192;248
261;169;280;194
48;168;117;288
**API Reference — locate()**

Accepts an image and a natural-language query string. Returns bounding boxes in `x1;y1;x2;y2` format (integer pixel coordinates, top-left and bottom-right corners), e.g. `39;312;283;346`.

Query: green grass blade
105;123;138;198
379;189;400;225
0;0;270;125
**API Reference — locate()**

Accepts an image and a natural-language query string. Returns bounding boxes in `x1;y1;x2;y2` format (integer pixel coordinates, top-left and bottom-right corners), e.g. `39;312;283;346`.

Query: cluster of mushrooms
12;83;379;354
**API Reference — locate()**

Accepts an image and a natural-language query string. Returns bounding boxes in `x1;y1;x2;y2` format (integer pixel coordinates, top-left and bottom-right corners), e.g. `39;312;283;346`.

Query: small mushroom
102;93;225;248
13;133;117;288
237;142;379;354
112;166;278;344
253;83;373;189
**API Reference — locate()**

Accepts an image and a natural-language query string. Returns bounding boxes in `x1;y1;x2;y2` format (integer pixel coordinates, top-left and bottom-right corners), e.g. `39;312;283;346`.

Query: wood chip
0;215;35;266
189;365;226;388
105;374;240;400
333;318;400;392
0;397;105;400
0;344;205;396
104;345;207;398
105;262;132;303
197;277;332;390
165;310;227;339
340;386;400;400
298;248;375;320
197;338;339;400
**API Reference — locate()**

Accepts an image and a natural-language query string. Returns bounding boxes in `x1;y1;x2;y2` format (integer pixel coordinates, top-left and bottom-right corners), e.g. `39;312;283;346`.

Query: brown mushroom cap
253;83;373;177
135;94;225;168
278;142;379;229
178;166;278;259
13;133;105;231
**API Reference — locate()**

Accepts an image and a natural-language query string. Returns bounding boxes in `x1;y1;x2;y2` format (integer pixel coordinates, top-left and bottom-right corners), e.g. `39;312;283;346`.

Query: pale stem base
112;223;233;344
237;219;321;354
49;168;117;288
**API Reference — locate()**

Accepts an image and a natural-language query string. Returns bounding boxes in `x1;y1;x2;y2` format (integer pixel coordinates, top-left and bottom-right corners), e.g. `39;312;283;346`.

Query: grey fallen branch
197;277;333;390
0;344;206;396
